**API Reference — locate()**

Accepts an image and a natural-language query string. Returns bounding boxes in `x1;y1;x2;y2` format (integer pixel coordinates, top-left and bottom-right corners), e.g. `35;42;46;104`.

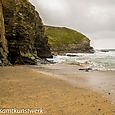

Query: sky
30;0;115;49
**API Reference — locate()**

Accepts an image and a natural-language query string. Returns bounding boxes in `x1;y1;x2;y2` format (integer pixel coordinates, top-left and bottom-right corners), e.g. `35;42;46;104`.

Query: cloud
30;0;115;48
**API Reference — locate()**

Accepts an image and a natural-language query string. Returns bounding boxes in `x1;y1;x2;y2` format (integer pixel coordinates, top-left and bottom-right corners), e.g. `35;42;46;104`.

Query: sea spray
47;50;115;71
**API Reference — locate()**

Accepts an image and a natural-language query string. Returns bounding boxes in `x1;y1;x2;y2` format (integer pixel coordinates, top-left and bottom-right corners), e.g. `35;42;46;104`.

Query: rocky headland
45;26;94;55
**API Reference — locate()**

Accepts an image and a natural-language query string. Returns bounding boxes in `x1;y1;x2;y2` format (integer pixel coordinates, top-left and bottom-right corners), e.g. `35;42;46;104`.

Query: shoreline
30;63;115;104
0;65;115;114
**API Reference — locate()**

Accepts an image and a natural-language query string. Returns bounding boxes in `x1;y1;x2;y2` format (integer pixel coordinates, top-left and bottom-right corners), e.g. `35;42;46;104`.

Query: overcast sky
30;0;115;49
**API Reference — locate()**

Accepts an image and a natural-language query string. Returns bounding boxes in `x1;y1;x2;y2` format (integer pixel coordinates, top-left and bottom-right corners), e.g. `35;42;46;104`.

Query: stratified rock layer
0;0;52;65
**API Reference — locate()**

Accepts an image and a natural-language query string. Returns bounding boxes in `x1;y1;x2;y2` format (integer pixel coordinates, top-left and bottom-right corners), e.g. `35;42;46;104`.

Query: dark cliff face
0;0;52;65
0;0;8;65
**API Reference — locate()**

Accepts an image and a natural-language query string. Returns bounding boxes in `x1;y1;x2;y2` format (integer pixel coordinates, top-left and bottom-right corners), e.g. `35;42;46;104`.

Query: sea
48;49;115;71
38;49;115;103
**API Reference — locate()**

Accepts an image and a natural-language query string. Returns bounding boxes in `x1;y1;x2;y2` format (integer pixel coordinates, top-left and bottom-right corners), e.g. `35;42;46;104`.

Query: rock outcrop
0;0;52;65
45;26;94;55
0;0;8;65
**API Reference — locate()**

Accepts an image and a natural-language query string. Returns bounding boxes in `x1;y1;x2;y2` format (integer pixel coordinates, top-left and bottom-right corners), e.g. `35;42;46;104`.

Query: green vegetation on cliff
45;26;94;54
45;26;86;44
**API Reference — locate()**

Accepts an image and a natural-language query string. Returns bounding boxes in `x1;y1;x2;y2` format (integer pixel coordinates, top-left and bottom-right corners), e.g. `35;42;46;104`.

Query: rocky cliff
45;26;94;55
0;0;8;65
0;0;52;65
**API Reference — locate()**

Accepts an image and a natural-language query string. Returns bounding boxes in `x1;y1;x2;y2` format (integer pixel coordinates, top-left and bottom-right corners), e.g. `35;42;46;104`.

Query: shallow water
48;50;115;71
33;64;115;104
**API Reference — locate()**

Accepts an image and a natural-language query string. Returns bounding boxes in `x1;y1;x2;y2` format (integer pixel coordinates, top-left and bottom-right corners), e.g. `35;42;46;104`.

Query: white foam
48;50;115;71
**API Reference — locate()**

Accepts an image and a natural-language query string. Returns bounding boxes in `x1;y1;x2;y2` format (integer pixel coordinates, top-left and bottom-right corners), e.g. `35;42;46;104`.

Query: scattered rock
98;108;101;111
79;68;92;72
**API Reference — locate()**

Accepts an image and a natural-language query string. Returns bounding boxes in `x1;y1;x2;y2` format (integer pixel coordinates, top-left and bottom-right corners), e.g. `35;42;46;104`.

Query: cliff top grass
45;25;88;46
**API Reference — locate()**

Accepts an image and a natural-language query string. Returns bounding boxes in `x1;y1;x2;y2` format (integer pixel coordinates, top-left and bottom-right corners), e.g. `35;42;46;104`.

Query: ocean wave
47;51;115;71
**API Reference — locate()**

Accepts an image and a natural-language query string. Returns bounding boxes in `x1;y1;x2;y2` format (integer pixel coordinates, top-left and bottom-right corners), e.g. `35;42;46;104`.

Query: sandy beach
0;65;115;115
32;63;115;104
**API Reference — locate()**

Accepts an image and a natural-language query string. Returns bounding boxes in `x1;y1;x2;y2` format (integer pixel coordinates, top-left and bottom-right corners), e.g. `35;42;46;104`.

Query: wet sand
31;63;115;104
0;66;115;115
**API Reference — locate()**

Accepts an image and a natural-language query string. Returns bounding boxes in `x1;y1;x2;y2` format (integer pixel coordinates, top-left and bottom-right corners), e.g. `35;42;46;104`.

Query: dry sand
0;66;115;115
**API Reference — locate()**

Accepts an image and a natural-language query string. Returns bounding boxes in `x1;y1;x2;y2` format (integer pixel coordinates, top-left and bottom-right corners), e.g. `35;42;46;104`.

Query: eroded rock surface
0;0;52;65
